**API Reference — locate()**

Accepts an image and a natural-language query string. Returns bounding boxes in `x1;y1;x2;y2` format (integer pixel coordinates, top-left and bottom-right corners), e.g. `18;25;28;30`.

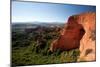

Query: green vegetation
12;25;80;66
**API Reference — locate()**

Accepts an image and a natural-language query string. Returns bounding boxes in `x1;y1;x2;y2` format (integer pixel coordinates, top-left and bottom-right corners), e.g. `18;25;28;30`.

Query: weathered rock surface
77;12;96;61
49;12;96;61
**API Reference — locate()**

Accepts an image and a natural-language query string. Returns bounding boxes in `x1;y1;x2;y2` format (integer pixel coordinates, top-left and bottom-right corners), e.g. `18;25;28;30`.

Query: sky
12;1;96;23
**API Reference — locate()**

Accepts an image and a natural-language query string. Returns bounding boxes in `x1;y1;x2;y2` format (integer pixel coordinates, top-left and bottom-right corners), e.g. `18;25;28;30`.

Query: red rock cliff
49;12;96;61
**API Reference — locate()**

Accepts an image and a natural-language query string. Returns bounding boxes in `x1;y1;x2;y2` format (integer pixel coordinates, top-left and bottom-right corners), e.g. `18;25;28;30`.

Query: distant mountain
12;22;65;28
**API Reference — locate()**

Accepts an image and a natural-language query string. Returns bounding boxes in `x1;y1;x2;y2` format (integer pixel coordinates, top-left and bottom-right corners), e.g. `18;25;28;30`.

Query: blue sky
12;1;96;23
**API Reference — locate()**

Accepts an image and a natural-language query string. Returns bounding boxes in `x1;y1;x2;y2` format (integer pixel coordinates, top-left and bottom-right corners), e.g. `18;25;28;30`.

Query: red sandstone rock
77;12;96;61
49;12;96;61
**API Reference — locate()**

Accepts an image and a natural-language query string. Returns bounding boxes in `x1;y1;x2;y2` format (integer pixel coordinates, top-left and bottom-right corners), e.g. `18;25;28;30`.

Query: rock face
49;12;96;61
77;12;96;61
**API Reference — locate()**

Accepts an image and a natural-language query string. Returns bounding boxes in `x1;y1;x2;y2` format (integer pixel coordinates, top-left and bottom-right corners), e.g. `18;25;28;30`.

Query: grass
12;41;80;66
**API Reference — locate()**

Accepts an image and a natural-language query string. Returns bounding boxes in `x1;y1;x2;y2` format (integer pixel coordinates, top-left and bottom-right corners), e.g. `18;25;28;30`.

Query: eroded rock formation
49;12;96;61
77;12;96;61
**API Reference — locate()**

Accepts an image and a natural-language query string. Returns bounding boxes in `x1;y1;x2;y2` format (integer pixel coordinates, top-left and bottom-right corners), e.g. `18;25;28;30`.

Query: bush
12;25;80;66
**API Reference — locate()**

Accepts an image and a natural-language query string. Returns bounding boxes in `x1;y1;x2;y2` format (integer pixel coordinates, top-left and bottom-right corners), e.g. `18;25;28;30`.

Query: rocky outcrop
49;12;96;61
77;12;96;61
